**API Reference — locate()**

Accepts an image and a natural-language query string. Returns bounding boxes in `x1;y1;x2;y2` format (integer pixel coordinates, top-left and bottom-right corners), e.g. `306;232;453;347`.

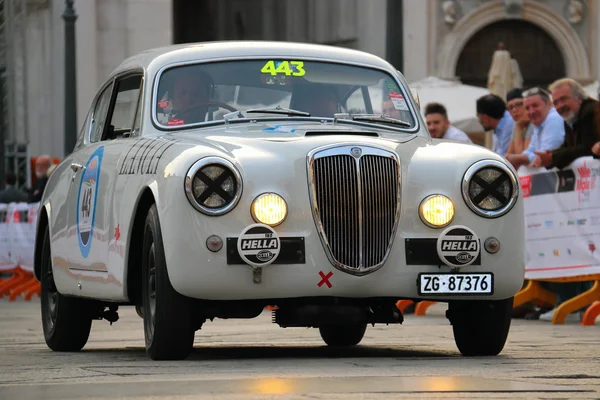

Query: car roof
109;41;395;78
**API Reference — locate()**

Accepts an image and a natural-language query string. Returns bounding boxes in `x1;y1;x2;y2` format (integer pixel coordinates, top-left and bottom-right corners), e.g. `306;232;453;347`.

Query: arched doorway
455;20;566;89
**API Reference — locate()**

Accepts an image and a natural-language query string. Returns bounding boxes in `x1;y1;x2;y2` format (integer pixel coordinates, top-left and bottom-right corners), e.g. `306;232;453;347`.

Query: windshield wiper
338;113;412;128
246;105;311;117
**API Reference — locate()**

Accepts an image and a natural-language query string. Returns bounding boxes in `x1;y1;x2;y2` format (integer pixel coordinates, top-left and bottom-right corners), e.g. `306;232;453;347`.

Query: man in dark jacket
0;171;28;203
534;78;598;169
533;79;597;322
28;155;52;203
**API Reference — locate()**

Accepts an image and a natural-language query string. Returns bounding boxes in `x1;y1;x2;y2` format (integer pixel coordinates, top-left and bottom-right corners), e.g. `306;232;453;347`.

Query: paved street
0;298;598;399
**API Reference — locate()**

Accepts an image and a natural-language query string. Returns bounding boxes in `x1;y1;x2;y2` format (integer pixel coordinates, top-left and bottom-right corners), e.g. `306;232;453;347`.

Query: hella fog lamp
251;193;288;226
419;194;455;228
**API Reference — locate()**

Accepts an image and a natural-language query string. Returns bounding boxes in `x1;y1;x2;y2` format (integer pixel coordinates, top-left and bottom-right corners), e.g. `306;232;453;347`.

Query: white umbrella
487;45;513;101
584;81;598;99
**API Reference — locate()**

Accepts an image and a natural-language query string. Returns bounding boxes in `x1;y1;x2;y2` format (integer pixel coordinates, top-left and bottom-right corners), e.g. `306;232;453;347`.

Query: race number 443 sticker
261;61;306;76
77;146;104;258
436;225;480;268
237;223;281;268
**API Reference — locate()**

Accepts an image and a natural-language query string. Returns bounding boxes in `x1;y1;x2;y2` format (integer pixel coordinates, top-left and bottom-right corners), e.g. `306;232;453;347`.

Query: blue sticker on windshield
263;125;298;133
77;146;104;258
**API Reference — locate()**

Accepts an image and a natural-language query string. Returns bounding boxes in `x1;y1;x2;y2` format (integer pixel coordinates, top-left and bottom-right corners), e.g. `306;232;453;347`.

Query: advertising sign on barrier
0;202;39;273
519;156;600;280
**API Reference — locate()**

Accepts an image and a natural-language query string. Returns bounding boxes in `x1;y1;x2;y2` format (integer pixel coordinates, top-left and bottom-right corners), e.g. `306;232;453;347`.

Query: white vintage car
35;41;524;360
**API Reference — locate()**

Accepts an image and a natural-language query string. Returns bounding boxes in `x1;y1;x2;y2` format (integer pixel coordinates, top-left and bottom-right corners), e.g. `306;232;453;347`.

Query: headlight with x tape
462;159;519;218
185;157;243;216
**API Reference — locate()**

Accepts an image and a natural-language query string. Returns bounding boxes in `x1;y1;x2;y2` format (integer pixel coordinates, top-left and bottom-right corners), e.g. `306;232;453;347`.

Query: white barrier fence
0;202;39;273
519;156;600;280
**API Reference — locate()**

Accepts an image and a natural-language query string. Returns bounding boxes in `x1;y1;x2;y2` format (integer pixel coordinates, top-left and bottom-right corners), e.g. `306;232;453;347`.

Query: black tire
142;204;194;360
319;323;367;347
446;297;513;356
40;225;93;352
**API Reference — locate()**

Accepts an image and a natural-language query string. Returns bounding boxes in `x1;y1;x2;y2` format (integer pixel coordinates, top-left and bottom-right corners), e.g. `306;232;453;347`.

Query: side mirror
410;88;420;110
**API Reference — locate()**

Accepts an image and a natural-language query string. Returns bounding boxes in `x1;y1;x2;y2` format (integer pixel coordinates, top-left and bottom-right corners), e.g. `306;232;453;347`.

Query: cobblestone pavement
0;299;598;399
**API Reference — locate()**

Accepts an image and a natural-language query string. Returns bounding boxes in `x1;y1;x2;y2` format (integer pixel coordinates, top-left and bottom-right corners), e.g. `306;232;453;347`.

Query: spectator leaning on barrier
505;88;534;155
424;102;472;143
0;171;28;203
476;94;514;156
533;78;598;169
29;155;52;203
505;87;565;169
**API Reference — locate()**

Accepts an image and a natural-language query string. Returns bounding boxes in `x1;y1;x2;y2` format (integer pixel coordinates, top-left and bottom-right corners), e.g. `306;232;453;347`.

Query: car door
61;73;144;299
56;81;114;297
100;73;144;300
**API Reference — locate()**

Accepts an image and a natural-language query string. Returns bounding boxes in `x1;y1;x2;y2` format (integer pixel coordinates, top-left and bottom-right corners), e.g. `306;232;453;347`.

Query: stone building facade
4;0;600;165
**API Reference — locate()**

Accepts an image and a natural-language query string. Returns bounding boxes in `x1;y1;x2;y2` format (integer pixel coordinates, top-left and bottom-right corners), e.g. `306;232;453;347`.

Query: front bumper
164;228;524;302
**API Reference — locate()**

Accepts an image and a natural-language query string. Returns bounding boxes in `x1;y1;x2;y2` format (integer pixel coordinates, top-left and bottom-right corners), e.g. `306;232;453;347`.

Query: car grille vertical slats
313;155;360;268
360;155;398;268
310;147;400;274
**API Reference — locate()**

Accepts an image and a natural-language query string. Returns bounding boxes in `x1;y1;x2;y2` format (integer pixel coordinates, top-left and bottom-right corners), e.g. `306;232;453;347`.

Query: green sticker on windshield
261;61;306;76
385;80;400;92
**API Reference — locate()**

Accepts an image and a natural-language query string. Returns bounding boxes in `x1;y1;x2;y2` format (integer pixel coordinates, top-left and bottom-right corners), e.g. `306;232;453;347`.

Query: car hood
168;120;418;157
162;120;507;174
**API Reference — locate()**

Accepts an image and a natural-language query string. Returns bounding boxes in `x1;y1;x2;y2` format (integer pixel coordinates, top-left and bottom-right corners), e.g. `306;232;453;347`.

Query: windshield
154;59;417;130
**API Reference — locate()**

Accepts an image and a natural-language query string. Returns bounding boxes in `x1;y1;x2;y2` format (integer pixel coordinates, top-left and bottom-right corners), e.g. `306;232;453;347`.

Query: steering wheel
177;101;239;120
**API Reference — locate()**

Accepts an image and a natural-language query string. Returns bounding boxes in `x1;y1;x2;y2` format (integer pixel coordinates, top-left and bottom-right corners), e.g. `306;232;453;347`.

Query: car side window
104;74;143;140
89;83;114;143
131;78;144;136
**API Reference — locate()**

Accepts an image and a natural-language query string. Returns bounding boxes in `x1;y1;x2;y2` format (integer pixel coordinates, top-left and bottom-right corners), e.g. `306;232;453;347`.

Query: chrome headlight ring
462;159;519;218
184;157;243;216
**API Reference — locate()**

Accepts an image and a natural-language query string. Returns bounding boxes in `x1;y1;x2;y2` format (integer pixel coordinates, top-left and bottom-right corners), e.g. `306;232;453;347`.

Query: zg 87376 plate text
417;273;494;295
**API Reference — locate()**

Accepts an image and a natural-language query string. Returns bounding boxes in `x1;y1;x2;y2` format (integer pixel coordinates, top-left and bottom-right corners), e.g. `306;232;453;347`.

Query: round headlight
251;193;288;226
419;194;454;228
184;157;242;216
462;160;518;218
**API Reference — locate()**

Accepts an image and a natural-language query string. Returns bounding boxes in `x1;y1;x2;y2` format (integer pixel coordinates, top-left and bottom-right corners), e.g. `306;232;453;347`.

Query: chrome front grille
308;145;401;275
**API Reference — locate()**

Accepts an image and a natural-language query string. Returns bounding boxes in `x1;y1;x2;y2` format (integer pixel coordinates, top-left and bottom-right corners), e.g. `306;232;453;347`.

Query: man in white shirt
424;102;472;143
505;87;566;169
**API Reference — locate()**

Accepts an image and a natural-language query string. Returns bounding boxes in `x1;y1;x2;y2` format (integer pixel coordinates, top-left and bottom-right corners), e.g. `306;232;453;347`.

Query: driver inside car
157;70;213;125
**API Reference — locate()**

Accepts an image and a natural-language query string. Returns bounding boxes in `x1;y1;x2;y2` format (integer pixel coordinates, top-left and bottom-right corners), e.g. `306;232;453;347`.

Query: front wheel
319;323;367;347
446;297;513;356
40;225;93;352
141;204;194;360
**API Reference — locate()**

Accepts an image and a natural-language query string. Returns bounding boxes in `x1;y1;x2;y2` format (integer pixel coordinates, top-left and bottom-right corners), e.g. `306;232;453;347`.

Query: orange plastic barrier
395;300;414;313
0;267;39;301
415;301;437;316
582;300;600;326
515;276;600;325
9;275;40;301
513;280;557;310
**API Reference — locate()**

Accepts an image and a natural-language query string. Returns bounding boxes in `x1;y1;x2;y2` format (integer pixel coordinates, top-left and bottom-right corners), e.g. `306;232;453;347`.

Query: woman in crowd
505;88;534;155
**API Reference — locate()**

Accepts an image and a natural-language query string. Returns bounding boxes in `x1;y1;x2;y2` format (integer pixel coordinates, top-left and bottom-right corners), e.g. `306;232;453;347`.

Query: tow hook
101;305;119;325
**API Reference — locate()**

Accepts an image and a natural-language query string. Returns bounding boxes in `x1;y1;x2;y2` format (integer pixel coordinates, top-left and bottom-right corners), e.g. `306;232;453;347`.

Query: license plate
418;273;494;295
